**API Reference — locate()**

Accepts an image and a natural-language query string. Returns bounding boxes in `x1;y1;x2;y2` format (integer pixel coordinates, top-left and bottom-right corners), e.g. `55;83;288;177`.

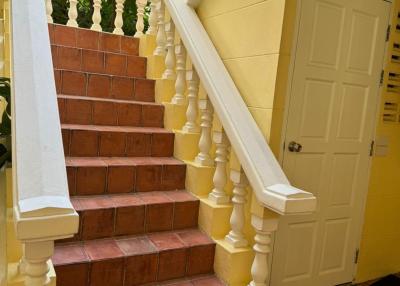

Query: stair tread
62;123;171;133
66;156;184;166
58;94;162;106
71;190;198;211
54;67;150;80
53;228;214;266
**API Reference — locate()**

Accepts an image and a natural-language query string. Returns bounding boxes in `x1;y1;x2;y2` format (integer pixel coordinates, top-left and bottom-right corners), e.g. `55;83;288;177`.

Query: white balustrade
249;215;278;286
147;0;158;35
182;68;200;133
225;169;249;248
91;0;102;32
67;0;78;27
113;0;125;35
162;21;176;79
171;41;187;105
45;0;53;23
134;0;147;37
24;241;54;286
195;98;214;166
154;0;167;56
209;130;230;204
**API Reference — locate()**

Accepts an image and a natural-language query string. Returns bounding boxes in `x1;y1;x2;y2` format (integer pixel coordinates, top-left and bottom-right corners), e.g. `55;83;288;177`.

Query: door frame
274;0;392;283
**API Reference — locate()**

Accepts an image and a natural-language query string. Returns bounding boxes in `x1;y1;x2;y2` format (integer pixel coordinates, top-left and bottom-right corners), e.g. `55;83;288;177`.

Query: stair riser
52;45;147;78
58;97;164;128
54;69;155;102
69;201;199;241
49;24;139;56
54;244;215;286
62;129;174;157
67;164;186;195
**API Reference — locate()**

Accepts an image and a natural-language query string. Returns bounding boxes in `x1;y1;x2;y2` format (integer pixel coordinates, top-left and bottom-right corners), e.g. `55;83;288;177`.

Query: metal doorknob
288;141;302;153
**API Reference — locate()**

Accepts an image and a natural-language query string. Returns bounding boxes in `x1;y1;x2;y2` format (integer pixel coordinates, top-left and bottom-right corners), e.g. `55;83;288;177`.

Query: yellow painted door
271;0;390;285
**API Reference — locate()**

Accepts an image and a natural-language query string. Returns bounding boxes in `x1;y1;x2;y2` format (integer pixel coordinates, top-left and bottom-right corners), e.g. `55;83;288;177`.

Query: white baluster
24;240;54;286
225;169;249;248
209;130;230;204
195;99;214;166
162;21;176;79
249;215;279;286
67;0;78;28
91;0;102;32
113;0;126;35
154;1;167;56
147;0;158;35
171;41;187;105
134;0;147;37
182;68;200;133
45;0;53;23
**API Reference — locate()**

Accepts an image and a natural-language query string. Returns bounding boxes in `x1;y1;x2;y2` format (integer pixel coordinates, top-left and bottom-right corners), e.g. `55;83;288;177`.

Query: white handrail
165;0;316;214
11;0;78;239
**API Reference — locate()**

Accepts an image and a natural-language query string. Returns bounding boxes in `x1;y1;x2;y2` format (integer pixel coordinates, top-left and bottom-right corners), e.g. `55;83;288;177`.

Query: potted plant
0;77;11;164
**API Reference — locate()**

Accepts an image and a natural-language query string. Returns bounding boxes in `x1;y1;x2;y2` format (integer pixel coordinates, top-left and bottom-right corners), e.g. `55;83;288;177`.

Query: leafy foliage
51;0;150;36
0;78;11;136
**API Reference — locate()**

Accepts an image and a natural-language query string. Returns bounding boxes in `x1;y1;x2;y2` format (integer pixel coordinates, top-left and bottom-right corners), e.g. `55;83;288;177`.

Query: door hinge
354;248;360;264
370;140;375;156
380;70;385;85
386;25;391;42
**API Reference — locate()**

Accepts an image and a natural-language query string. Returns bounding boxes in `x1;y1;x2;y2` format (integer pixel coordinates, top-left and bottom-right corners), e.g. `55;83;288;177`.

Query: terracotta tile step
48;24;139;56
58;95;164;128
62;124;174;157
65;191;198;241
159;275;225;286
53;229;216;286
66;156;186;195
52;44;147;78
54;69;155;102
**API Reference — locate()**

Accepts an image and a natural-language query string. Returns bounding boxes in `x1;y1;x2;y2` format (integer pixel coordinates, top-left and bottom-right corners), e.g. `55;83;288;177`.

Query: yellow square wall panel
185;161;215;197
214;239;253;286
163;102;186;131
201;0;286;59
146;55;165;79
198;198;232;239
173;131;200;161
223;54;279;109
139;34;156;57
198;0;265;19
155;79;176;103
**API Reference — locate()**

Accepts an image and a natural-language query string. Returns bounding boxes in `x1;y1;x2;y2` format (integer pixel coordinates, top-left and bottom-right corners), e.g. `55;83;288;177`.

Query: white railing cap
165;0;316;215
11;0;78;239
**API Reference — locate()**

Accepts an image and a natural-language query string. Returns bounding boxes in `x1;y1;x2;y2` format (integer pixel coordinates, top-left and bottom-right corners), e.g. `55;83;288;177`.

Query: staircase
49;24;223;286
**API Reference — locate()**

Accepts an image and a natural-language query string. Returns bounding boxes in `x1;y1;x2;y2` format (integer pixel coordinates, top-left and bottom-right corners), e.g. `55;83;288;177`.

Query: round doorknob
288;141;302;153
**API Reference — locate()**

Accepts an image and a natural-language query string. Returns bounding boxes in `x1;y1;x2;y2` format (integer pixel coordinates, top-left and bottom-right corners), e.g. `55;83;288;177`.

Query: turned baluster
182;68;200;133
67;0;78;27
154;0;167;56
225;169;249;247
113;0;126;35
91;0;102;32
147;0;158;35
209;130;230;204
45;0;53;23
24;240;54;286
249;215;278;286
162;21;176;79
134;0;147;37
171;41;187;105
195;98;214;166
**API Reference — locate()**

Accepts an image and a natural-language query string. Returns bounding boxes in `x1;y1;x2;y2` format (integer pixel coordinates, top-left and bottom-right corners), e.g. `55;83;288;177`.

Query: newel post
23;240;54;286
249;214;279;286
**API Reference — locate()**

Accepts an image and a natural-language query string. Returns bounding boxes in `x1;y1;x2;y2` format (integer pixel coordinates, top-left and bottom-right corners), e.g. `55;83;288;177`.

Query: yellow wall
356;0;400;282
197;0;296;156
